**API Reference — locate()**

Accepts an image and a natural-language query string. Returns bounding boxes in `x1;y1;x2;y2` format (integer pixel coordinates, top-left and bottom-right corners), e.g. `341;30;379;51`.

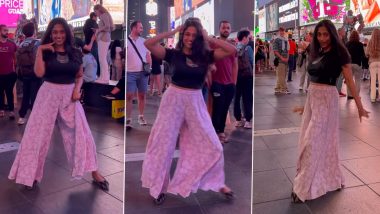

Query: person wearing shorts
126;20;151;129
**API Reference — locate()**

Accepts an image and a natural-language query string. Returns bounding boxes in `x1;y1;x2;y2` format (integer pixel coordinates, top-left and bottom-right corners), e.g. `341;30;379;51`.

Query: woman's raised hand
39;42;55;52
173;25;183;35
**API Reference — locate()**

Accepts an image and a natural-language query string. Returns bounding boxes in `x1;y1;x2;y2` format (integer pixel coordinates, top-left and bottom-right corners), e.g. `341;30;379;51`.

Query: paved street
0;102;124;214
253;70;380;214
125;93;252;214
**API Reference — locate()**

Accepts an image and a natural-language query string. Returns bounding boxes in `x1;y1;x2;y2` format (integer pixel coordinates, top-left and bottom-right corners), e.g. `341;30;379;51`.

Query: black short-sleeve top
43;51;83;84
307;49;351;86
164;48;214;89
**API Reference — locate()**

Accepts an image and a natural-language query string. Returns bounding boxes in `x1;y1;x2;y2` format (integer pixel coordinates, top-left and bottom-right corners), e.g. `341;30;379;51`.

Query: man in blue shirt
234;29;253;129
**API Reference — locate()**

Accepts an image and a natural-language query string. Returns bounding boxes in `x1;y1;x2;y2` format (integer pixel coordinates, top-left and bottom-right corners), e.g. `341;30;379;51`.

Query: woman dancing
8;18;109;191
292;20;369;203
141;18;236;205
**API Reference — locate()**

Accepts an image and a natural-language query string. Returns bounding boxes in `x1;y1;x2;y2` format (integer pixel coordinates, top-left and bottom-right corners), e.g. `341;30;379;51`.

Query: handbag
128;37;151;76
274;57;279;67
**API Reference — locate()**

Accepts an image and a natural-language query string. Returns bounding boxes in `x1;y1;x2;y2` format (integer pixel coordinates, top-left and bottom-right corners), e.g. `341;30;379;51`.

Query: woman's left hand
72;90;82;101
358;107;370;122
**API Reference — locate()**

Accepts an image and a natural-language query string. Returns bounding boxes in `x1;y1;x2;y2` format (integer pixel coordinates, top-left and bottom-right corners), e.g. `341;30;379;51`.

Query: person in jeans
234;29;253;129
346;30;365;100
367;29;380;102
94;4;114;84
210;20;238;143
287;34;296;82
297;32;313;91
273;27;290;94
126;20;151;129
16;22;42;125
83;12;100;76
0;24;18;119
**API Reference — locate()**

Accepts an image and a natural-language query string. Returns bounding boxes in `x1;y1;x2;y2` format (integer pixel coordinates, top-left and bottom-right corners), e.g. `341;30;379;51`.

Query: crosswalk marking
0;142;19;153
254;127;300;137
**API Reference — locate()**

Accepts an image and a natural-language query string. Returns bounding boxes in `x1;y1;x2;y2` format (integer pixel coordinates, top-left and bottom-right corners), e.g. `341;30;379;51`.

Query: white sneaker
126;118;132;130
0;110;4;117
138;115;147;126
281;90;291;94
18;117;26;125
235;120;244;127
9;111;15;120
244;121;252;129
298;86;303;90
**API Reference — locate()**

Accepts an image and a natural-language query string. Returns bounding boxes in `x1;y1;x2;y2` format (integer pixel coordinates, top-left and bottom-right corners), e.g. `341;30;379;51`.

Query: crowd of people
255;25;380;103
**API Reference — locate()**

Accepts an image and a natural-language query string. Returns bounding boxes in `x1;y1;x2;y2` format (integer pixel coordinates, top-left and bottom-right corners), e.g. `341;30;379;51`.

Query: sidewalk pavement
0;106;124;214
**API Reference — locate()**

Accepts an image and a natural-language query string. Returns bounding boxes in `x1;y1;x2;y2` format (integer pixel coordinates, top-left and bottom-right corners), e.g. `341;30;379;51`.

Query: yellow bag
111;100;125;119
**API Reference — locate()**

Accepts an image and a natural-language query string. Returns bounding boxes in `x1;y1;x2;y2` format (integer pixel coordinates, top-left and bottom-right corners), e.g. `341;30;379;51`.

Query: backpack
16;40;38;78
237;45;253;76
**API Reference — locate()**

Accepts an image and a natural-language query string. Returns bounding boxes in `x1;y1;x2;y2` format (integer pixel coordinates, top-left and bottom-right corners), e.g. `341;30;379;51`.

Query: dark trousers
91;41;100;77
0;72;17;111
19;77;42;117
211;82;235;133
288;54;295;81
234;75;253;122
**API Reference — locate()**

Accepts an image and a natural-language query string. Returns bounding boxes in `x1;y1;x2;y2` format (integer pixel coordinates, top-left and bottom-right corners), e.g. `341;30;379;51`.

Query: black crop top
43;51;82;84
307;49;350;86
164;48;214;89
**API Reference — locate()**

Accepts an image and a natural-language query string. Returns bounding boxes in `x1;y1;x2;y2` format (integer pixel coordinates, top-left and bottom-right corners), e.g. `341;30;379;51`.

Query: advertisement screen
299;0;348;26
0;0;25;27
258;8;266;33
192;0;207;8
350;0;380;28
193;0;214;35
38;0;99;27
175;0;183;19
103;0;124;24
278;0;298;29
175;0;208;19
266;3;278;32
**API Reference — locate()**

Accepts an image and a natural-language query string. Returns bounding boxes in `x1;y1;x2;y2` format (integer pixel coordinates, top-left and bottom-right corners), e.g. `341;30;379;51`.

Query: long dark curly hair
41;17;82;64
176;18;210;65
310;19;350;62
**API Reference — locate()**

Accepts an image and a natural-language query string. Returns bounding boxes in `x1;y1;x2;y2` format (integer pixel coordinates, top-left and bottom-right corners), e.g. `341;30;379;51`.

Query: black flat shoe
93;179;109;191
154;193;166;205
25;180;38;190
220;189;235;200
291;192;302;203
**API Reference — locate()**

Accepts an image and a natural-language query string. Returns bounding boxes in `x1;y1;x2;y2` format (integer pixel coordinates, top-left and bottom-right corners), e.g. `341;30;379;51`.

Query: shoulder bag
128;37;151;76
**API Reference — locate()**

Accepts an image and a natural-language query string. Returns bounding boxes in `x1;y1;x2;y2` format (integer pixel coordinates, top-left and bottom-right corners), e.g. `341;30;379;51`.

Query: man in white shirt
127;21;152;129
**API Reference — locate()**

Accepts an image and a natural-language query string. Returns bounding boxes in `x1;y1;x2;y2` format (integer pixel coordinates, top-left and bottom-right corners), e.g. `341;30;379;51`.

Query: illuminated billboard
299;0;348;26
103;0;124;24
0;0;25;27
38;0;99;28
193;0;214;35
175;0;208;19
258;8;266;33
351;0;380;28
266;2;278;31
